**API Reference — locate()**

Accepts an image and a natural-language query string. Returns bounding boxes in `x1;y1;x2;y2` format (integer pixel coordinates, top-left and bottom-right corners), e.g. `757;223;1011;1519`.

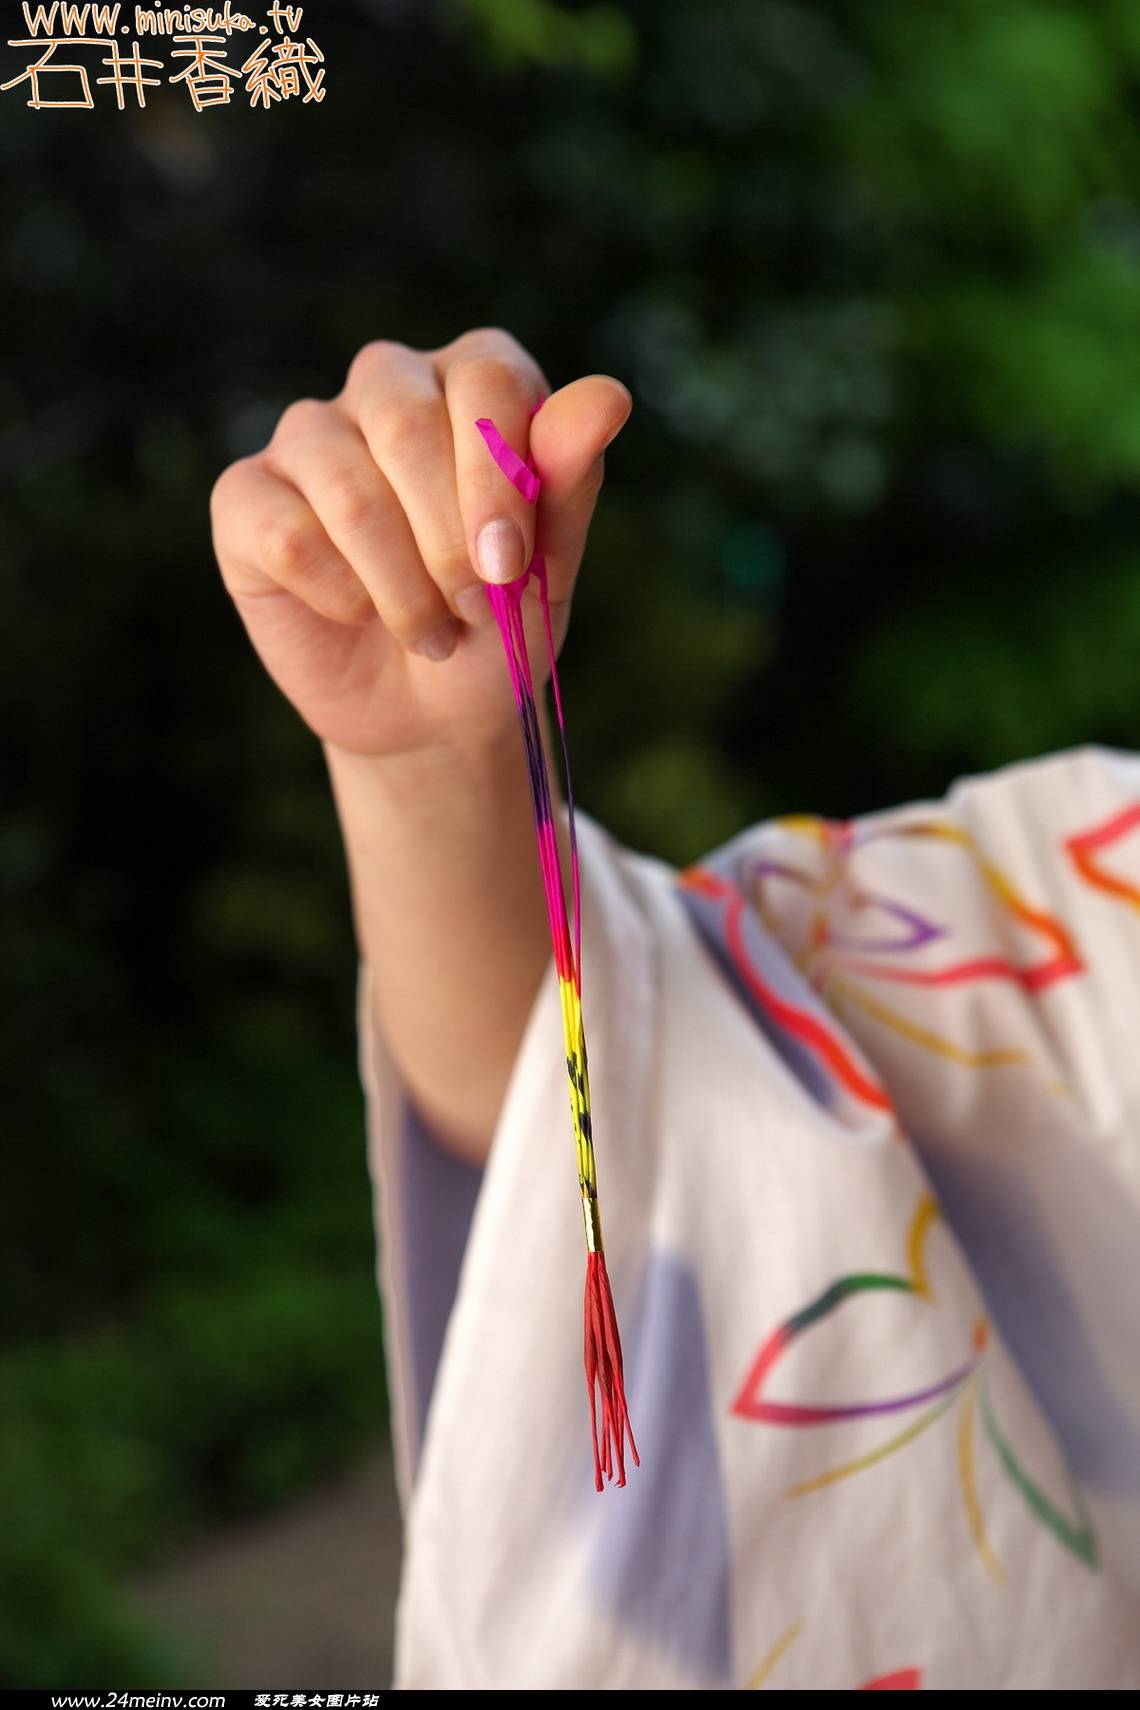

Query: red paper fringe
584;1251;639;1491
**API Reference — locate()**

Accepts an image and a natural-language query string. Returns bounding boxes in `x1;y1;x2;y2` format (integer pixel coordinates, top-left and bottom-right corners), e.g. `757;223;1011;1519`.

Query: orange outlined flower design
1064;802;1140;911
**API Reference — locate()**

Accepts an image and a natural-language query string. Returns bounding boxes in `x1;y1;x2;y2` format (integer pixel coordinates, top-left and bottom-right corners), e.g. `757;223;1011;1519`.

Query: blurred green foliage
3;0;1140;1683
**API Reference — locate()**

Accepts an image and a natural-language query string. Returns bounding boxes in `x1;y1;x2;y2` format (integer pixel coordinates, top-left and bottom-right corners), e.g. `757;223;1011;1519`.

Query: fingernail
604;383;633;445
417;618;459;663
455;583;493;626
476;516;525;584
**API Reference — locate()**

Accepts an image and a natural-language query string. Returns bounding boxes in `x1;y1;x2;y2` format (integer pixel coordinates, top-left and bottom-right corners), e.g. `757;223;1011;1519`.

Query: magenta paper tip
475;417;542;504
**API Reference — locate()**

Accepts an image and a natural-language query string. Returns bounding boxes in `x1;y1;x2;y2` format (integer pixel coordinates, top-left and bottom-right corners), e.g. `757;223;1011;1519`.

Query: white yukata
360;745;1140;1690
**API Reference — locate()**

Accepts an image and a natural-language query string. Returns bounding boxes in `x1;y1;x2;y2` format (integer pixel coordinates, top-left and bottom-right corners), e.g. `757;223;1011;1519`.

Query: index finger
435;330;546;587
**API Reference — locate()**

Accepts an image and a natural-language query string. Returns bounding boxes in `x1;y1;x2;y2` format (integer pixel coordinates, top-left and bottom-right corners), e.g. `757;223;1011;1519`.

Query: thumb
528;374;631;602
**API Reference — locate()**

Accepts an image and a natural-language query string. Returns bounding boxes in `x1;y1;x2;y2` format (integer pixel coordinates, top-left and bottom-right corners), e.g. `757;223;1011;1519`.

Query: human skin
210;329;632;1166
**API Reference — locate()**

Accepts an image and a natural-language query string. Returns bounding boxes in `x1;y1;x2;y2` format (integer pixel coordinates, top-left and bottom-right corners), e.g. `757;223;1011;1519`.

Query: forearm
326;728;552;1168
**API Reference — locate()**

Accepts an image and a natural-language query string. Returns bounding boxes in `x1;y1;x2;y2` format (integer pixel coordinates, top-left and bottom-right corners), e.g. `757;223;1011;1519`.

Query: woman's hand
211;328;631;758
211;330;630;1160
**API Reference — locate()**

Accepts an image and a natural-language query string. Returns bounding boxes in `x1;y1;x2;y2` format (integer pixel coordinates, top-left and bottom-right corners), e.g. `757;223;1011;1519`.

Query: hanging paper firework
476;415;638;1492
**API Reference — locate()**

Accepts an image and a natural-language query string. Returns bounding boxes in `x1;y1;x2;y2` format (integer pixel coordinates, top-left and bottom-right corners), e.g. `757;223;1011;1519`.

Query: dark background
5;0;1140;1685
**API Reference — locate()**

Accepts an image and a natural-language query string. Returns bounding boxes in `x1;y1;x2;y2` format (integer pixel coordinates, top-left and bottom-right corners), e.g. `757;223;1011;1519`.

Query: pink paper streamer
475;417;542;504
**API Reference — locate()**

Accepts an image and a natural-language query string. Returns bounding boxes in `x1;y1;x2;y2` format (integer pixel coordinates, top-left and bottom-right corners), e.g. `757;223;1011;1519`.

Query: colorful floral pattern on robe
362;746;1140;1689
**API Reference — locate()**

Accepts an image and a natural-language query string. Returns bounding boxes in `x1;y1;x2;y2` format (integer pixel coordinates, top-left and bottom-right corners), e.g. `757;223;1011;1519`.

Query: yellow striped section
557;975;598;1204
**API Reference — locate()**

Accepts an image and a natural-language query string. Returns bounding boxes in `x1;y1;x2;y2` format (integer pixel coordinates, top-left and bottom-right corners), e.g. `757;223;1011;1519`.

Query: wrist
324;722;522;810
